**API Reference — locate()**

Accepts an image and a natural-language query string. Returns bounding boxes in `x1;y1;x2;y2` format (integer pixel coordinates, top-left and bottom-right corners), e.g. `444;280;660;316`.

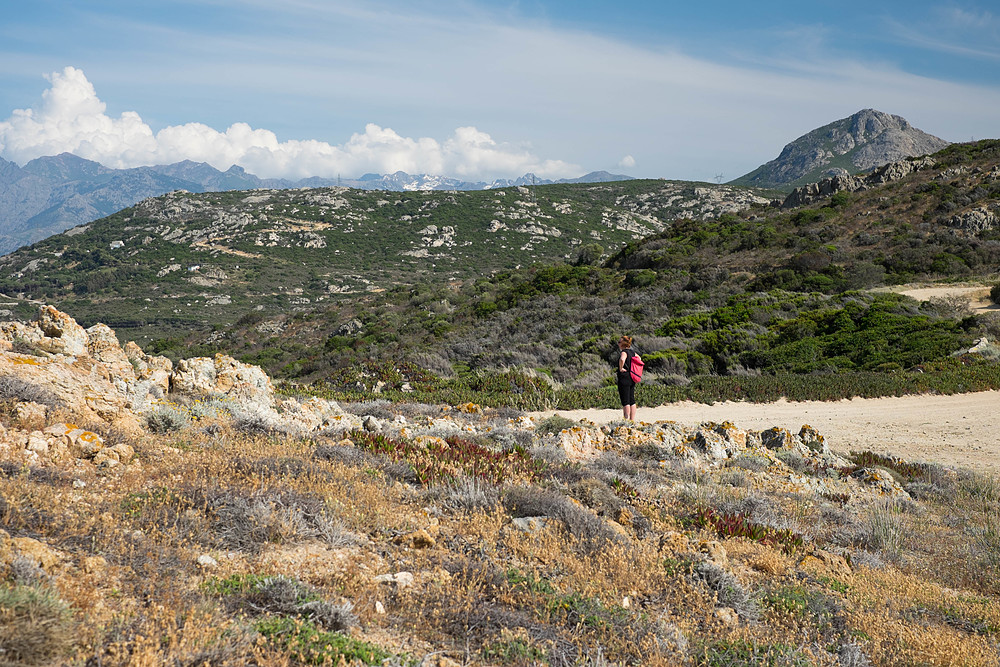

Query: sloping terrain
732;109;950;190
0;179;775;338
2;308;1000;666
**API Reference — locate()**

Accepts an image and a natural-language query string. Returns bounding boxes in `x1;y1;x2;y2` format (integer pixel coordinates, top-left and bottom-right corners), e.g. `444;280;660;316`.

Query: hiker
616;335;638;421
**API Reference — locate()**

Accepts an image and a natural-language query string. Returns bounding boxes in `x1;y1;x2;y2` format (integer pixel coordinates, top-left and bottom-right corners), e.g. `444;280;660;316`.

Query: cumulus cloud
0;67;580;180
618;155;636;169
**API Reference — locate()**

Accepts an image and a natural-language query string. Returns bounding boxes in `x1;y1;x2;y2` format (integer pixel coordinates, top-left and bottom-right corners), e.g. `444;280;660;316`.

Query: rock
798;425;828;454
851;467;908;496
558;425;611;462
692;428;728;461
25;431;49;456
124;341;172;396
197;554;219;569
0;350;135;425
44;424;105;458
375;600;387;615
760;427;794;451
393;529;436;549
698;540;728;566
171;354;275;407
949;207;997;233
82;555;107;574
33;305;89;356
337;319;363;336
512;516;551;533
374;571;414;588
12;536;64;571
362;415;383;432
13;401;47;427
742;109;946;192
715;607;739;626
86;324;136;385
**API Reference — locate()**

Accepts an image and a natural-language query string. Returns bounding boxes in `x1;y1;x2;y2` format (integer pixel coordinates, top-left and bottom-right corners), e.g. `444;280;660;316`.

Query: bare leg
628;404;637;421
622;405;630;420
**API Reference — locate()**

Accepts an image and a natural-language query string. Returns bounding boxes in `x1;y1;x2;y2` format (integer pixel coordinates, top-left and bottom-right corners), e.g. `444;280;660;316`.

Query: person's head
618;335;632;350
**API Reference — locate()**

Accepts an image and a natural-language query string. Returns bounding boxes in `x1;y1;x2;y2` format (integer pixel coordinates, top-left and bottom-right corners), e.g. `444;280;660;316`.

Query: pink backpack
628;352;644;383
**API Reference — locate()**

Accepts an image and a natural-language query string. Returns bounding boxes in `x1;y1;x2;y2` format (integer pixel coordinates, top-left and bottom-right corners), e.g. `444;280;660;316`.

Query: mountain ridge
731;109;950;191
0;153;634;255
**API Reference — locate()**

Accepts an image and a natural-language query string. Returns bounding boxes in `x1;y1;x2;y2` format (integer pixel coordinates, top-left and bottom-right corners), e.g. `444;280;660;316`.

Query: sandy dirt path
535;390;1000;473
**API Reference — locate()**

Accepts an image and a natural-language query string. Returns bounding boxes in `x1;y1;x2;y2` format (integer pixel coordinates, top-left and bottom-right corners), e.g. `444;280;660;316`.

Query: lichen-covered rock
760;427;794;450
278;397;348;431
851;467;908;496
692;428;729;461
33;305;89;356
86;324;137;389
0;352;135;425
558;425;611;462
124;341;173;396
798;425;828;454
171;354;274;407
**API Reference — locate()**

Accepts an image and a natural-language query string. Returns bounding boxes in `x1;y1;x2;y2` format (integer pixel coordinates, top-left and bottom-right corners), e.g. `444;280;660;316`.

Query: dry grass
2;404;1000;666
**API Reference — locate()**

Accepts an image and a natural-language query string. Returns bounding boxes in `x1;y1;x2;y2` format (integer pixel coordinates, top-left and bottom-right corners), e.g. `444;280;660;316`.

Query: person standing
616;335;637;421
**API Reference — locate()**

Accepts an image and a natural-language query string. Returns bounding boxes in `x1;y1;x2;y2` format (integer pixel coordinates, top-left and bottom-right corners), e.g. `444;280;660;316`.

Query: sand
535;390;1000;473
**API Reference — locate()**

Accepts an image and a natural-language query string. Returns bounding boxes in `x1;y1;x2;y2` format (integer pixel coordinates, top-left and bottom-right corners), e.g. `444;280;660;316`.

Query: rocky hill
732;109;950;191
0;179;775;339
2;305;1000;666
0;150;634;256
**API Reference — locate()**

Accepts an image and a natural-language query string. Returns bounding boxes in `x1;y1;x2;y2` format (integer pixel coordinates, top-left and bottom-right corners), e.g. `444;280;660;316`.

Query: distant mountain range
0;108;953;254
730;109;950;191
0;152;632;255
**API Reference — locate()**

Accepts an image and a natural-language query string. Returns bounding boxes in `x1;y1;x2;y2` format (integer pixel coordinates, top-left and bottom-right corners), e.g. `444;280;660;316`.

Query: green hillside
0;179;776;337
3;141;1000;406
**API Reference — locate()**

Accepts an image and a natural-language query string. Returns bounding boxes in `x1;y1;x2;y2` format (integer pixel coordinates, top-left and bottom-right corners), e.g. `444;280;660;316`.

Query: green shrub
144;404;190;433
255;616;390;666
0;584;75;666
535;414;576;435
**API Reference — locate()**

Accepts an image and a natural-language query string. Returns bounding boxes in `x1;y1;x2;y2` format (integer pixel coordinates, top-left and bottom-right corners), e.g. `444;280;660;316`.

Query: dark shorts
617;374;635;406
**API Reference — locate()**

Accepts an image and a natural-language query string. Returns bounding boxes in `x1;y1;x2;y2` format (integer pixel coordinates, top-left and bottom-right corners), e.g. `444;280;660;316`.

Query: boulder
171;354;275;407
0;352;135;425
86;324;137;389
33;305;89;356
124;341;173;396
949;207;997;233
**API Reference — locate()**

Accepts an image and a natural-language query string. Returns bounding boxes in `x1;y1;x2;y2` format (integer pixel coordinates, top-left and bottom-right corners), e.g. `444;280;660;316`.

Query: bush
691;561;760;622
205;574;357;631
0;584;75;666
535;414;576;435
991;283;1000;306
255;616;390;666
144;404;190;433
503;484;622;552
0;375;62;409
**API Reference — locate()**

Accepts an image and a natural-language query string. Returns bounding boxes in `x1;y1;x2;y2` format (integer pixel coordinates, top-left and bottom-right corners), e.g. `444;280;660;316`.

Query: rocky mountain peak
732;109;950;191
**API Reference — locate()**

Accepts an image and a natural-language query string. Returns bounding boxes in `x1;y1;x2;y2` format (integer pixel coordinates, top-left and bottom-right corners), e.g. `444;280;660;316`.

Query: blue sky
0;0;997;181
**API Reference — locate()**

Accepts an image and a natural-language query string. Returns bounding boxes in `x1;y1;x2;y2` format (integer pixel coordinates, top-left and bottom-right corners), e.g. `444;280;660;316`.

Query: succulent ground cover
3;397;1000;666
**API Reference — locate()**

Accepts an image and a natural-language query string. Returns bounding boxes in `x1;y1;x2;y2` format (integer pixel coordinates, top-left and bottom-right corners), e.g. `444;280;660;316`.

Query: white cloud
618;155;636;169
0;67;581;180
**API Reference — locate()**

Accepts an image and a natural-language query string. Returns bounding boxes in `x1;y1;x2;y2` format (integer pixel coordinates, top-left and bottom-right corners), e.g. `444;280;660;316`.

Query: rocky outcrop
171;354;275;408
734;109;949;191
0;306;358;466
948;206;998;233
0;307;261;420
0;305;90;357
781;156;937;209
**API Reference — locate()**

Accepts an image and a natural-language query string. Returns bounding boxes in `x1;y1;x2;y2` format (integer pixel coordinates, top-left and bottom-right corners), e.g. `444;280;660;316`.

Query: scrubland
3;397;1000;666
